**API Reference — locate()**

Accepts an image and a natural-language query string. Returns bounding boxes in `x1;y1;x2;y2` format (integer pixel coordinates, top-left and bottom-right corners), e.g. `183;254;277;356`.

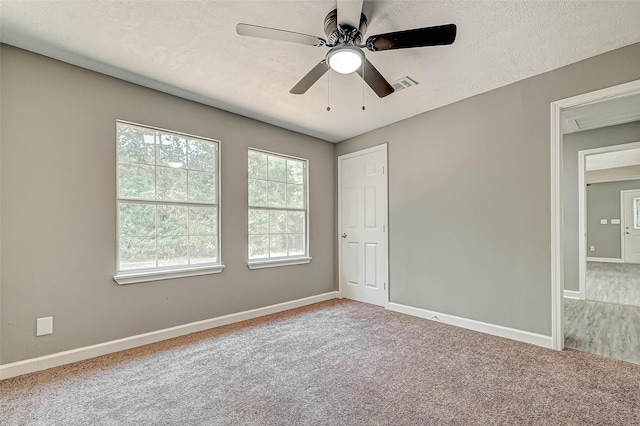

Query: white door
338;145;388;307
622;189;640;263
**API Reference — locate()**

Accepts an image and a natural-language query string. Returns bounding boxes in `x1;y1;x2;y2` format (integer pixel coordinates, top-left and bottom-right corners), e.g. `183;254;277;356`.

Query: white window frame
247;148;311;270
113;120;224;285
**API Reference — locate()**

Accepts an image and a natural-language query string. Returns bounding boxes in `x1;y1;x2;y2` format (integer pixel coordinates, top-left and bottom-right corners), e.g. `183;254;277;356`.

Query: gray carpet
2;299;640;425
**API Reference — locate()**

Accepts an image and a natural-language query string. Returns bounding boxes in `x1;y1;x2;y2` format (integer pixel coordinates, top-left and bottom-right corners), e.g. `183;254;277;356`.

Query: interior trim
585;257;624;263
114;264;225;285
0;291;339;381
550;78;640;352
247;257;312;270
388;302;553;349
563;290;583;300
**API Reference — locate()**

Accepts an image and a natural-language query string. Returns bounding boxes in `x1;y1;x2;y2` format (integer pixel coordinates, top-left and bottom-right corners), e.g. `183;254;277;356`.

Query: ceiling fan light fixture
327;46;364;74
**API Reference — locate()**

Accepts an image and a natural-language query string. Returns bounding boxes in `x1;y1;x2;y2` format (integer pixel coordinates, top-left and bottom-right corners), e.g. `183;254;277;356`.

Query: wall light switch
600;219;608;225
611;219;621;225
36;317;53;336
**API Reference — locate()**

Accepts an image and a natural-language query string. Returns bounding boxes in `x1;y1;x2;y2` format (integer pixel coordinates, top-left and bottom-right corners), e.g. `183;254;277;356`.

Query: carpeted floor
1;299;640;425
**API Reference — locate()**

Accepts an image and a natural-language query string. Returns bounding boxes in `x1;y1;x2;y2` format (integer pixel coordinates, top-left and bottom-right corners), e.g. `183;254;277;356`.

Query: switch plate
611;219;621;225
36;317;53;336
600;219;608;225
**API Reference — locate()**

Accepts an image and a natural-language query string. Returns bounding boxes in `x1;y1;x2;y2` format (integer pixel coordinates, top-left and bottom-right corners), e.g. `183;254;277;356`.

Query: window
247;149;311;269
114;121;223;284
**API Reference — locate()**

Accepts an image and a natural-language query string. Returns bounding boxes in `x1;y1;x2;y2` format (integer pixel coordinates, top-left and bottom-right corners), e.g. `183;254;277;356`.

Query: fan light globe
327;47;364;74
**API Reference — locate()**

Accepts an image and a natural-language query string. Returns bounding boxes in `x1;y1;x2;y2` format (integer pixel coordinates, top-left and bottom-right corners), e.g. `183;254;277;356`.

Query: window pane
286;211;305;234
247;149;308;262
188;170;216;203
118;163;155;199
288;234;305;256
190;206;217;236
157;205;188;236
249;179;267;206
157;236;188;267
249;209;269;235
119;203;156;237
286;184;304;209
189;236;217;264
249;235;269;259
188;139;216;172
286;159;304;184
118;125;155;165
248;151;268;179
267;181;286;208
269;210;287;234
117;122;220;274
120;237;156;270
157;133;187;169
157;167;187;201
268;155;287;182
269;234;287;258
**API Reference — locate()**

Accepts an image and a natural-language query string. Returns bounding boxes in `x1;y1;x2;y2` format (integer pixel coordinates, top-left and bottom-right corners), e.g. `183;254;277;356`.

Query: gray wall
586;180;640;258
0;45;336;364
562;123;640;291
336;42;640;336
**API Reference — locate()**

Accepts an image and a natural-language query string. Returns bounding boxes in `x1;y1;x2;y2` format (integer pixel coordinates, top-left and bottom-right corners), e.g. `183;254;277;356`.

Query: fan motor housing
323;9;368;46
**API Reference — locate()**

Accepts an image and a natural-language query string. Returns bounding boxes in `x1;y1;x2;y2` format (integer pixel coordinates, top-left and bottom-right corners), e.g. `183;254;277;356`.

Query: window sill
247;257;312;270
113;264;225;285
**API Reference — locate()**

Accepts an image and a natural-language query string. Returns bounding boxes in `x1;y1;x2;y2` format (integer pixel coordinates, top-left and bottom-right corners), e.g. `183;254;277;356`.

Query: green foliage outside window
117;122;219;272
248;150;307;260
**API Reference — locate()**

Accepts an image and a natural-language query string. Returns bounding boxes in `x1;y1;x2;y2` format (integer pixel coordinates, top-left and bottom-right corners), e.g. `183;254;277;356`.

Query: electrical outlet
36;317;53;336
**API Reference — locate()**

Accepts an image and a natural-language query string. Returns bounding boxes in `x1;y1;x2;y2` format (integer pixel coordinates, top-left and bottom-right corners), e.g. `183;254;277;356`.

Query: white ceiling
2;1;640;143
587;148;640;171
564;94;640;134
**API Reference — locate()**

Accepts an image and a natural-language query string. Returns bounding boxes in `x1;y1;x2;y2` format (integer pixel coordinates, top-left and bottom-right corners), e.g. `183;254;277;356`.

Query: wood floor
564;261;640;364
564;298;640;364
586;261;640;306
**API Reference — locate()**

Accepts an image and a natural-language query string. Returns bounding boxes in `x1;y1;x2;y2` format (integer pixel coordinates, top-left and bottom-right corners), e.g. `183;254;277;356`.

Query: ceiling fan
236;0;456;98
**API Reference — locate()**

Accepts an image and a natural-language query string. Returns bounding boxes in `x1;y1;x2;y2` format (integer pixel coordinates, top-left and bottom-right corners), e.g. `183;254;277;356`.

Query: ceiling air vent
391;76;419;92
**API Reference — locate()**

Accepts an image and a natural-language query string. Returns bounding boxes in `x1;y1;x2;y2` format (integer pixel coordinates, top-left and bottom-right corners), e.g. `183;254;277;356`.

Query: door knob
341;233;347;238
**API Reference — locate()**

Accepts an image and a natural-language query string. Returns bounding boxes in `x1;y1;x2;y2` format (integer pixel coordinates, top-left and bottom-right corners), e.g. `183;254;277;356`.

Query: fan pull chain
362;61;366;111
327;71;331;112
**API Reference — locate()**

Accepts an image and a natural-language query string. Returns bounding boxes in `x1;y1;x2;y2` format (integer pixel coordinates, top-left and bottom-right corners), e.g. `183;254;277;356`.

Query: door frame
573;142;640;301
337;143;389;307
551;78;640;351
620;188;640;263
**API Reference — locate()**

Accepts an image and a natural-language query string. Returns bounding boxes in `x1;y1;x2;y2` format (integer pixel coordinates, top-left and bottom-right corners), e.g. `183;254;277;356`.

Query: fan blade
290;60;331;94
356;59;394;98
337;0;364;29
237;23;326;47
366;24;457;51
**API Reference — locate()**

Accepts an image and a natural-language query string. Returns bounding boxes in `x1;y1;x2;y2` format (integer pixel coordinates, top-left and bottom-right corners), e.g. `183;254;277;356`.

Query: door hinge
383;224;385;232
384;282;386;290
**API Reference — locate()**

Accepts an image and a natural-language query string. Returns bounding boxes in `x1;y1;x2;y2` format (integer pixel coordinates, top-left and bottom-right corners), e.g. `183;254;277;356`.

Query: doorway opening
551;79;640;361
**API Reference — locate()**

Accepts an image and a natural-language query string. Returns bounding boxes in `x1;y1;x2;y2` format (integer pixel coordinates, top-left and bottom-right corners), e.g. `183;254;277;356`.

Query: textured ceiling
2;1;640;142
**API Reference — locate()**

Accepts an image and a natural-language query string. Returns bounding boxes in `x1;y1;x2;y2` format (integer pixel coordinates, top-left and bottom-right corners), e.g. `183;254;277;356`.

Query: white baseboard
563;290;583;299
586;257;623;263
387;302;553;349
0;291;339;380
